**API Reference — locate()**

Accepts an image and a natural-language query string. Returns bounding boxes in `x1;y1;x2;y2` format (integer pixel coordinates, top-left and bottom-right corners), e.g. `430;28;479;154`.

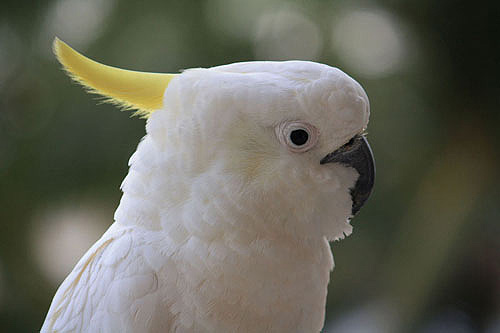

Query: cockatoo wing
41;223;171;332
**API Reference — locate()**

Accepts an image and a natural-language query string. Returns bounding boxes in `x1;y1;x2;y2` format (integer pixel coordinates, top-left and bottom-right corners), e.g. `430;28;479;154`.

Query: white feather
42;61;369;332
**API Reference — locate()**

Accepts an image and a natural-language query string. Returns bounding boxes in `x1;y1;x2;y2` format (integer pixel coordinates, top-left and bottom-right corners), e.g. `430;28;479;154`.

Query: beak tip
321;134;375;217
350;136;375;216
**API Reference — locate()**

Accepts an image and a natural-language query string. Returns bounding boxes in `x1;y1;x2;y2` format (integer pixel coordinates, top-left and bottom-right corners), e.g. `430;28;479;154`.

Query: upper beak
320;134;375;216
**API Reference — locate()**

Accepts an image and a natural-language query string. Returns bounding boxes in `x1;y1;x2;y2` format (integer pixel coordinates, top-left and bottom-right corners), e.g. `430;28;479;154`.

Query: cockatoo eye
276;121;319;153
290;129;309;146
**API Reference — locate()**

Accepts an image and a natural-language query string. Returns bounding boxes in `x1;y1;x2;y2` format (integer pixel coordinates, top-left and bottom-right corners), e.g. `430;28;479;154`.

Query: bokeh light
205;0;281;40
325;301;396;333
331;8;408;78
253;7;322;60
421;309;475;333
30;202;109;285
38;0;116;56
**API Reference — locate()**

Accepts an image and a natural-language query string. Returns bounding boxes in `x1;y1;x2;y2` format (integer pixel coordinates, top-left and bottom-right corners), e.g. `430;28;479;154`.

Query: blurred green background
1;0;499;332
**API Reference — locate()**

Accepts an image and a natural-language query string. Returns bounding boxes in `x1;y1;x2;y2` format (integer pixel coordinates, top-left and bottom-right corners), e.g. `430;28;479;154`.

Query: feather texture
41;224;175;332
53;38;177;117
43;56;370;332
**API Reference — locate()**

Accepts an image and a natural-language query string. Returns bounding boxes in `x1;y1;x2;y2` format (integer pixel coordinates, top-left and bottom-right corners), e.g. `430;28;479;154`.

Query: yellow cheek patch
53;37;177;118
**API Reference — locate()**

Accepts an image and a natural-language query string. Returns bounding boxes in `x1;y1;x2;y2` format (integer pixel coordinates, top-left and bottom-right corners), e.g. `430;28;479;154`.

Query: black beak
320;134;375;216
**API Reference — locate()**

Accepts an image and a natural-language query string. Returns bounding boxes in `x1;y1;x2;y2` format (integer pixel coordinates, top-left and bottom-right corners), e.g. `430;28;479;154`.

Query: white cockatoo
41;38;374;333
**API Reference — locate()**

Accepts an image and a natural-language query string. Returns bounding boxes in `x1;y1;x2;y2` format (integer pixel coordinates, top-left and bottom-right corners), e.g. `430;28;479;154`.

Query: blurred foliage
0;0;499;332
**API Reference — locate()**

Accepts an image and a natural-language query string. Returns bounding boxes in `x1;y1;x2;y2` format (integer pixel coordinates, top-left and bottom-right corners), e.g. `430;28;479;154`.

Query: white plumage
42;56;370;332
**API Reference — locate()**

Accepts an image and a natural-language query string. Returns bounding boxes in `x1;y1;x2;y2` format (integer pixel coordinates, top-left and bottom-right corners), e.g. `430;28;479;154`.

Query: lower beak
320;134;375;216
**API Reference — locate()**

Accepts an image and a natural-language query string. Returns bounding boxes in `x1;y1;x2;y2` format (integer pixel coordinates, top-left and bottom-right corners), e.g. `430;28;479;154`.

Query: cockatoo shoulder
41;223;171;332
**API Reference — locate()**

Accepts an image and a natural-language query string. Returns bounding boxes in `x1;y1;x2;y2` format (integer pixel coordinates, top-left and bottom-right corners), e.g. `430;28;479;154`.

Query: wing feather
41;223;172;332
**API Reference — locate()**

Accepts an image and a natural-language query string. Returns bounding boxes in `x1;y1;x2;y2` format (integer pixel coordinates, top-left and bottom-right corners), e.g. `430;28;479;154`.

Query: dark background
1;0;499;331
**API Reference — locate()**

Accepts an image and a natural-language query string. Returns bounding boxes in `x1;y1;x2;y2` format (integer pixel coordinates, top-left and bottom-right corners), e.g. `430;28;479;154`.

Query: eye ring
276;121;319;153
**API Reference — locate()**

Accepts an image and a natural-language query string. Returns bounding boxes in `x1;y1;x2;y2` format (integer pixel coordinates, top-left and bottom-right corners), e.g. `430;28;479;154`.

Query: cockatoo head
54;39;374;241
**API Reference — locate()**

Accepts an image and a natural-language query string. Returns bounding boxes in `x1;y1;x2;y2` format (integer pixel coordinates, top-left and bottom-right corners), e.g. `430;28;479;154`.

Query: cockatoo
41;38;375;333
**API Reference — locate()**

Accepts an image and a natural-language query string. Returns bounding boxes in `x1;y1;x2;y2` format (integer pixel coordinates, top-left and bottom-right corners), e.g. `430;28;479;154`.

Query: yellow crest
53;38;177;117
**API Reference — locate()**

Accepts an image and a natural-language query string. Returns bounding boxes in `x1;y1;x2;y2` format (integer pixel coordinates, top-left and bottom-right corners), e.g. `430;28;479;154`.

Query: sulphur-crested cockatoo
42;38;375;333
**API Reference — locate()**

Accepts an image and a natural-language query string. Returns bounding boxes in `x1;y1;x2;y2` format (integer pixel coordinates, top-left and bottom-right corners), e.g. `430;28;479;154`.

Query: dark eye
290;129;309;146
276;121;319;153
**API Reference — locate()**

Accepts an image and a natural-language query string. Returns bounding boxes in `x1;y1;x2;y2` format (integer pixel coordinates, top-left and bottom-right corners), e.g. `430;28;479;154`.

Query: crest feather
53;38;177;117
